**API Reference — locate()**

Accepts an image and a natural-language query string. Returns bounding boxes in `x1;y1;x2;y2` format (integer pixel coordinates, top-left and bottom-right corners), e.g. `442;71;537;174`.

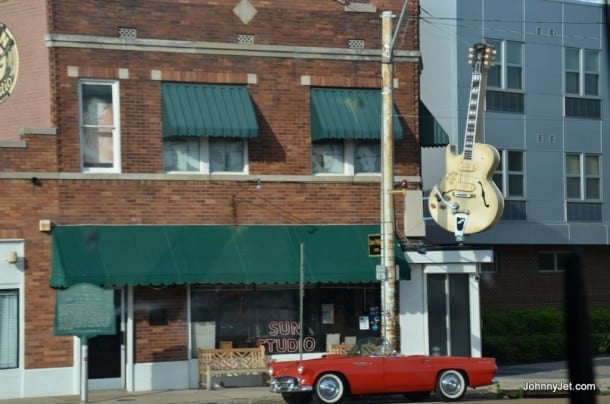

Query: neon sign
256;320;317;353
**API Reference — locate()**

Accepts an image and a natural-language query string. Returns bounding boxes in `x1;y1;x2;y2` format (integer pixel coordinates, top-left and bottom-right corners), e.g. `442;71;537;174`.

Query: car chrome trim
270;377;313;393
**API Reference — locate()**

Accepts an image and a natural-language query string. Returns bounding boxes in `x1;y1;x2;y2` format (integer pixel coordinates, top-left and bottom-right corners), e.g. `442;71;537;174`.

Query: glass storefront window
190;285;380;356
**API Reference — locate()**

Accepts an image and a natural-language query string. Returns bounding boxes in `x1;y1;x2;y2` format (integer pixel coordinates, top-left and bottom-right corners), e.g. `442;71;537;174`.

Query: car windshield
346;337;394;357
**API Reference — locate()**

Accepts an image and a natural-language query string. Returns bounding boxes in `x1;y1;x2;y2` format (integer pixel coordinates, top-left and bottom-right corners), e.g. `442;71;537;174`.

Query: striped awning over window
310;88;404;141
162;83;258;138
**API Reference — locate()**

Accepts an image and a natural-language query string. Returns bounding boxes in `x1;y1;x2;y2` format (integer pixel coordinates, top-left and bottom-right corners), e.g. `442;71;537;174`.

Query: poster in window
83;96;114;167
359;315;370;330
321;304;334;324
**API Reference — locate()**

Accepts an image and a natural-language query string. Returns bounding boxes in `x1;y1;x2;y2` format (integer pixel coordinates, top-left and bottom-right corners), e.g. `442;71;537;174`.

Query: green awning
310;88;404;141
50;225;409;288
419;101;449;147
162;83;258;138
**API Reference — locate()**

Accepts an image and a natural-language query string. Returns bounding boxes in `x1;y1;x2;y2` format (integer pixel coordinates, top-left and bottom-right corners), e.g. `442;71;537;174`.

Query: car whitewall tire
314;373;345;404
435;369;466;401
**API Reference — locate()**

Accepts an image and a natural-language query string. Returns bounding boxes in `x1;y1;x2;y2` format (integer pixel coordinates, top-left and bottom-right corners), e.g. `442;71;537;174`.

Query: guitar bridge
453;192;473;198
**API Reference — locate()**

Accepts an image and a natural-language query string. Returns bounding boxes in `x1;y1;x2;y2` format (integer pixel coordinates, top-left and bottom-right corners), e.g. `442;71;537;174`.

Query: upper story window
566;153;600;200
312;140;380;175
493;149;526;220
0;289;19;369
485;39;524;113
487;39;523;90
310;87;402;176
161;83;258;174
79;81;121;172
566;153;602;221
564;48;600;119
493;149;524;198
163;138;248;173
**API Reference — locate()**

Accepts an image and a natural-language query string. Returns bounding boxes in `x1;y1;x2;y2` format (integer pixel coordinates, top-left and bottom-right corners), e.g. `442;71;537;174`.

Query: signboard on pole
54;283;116;337
54;283;115;403
368;234;381;256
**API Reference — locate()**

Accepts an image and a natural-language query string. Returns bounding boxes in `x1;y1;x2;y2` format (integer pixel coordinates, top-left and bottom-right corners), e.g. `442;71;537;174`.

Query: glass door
88;288;125;390
426;274;471;356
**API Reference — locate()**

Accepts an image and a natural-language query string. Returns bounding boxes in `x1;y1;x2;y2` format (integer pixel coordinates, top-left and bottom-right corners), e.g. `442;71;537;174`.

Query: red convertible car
269;337;496;403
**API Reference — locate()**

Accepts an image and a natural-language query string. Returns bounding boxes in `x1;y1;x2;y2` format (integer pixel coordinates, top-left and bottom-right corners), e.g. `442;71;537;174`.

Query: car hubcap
318;377;340;401
441;373;462;396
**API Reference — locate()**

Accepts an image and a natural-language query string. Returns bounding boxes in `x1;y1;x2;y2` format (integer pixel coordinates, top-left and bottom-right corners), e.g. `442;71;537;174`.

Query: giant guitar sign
428;44;504;242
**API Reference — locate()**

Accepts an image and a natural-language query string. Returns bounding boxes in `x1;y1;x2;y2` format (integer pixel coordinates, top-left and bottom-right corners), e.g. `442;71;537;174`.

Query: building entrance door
426;274;471;356
88;289;125;390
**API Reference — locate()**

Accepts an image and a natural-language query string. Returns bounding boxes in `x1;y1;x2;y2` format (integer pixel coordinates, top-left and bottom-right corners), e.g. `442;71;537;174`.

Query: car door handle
353;362;372;367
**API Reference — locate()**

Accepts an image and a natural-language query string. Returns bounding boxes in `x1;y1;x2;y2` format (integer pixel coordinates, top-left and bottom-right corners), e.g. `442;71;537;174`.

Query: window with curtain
79;80;121;172
162;138;247;173
0;290;18;369
312;142;344;174
312;140;380;175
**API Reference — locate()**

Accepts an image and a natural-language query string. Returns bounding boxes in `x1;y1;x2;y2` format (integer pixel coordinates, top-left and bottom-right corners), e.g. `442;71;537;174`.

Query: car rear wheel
314;373;346;404
281;392;312;404
435;369;466;401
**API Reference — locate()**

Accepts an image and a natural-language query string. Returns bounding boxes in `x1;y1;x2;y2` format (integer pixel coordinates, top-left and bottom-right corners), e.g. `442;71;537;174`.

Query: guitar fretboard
463;70;481;162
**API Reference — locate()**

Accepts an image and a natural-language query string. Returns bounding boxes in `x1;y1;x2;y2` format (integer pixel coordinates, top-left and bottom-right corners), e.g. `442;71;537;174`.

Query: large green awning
162;83;259;138
310;88;404;141
50;225;409;288
419;101;449;147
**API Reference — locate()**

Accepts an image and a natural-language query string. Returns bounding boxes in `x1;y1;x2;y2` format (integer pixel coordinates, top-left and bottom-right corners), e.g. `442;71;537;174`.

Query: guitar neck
463;61;489;162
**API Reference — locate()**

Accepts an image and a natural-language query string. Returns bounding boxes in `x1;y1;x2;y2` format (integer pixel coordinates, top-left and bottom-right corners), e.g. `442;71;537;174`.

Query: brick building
0;0;425;398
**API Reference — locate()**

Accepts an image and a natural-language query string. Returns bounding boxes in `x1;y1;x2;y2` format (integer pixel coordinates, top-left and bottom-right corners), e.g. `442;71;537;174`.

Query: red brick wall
0;0;53;141
0;0;420;369
51;51;420;176
134;286;188;363
0;179;61;368
48;0;418;51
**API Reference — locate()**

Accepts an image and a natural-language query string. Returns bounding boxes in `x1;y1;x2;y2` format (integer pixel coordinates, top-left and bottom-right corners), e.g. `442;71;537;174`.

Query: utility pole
380;10;397;349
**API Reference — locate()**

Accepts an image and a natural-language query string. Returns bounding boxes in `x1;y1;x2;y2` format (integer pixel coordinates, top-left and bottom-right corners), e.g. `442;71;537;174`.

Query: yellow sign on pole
368;234;381;256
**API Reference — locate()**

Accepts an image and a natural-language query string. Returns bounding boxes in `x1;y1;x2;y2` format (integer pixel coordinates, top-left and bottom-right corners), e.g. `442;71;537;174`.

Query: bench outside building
198;345;268;390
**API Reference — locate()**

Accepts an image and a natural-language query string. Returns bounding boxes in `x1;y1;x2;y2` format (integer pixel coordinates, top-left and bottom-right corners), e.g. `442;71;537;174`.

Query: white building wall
0;240;25;399
400;249;492;358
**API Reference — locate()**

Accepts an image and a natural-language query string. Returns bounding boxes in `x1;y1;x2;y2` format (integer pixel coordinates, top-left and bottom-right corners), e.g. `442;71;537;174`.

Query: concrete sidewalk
0;387;283;404
1;357;608;403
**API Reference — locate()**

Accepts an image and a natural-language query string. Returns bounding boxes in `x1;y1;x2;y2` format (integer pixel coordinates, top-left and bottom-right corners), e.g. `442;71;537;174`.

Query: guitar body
428;143;504;234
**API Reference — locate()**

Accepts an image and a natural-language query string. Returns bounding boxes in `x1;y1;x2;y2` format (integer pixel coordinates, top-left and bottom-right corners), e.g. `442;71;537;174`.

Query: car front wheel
435;369;466;401
314;373;346;404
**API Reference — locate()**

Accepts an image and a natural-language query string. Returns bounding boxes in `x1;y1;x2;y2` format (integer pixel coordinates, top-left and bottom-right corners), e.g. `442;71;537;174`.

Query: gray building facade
420;0;610;307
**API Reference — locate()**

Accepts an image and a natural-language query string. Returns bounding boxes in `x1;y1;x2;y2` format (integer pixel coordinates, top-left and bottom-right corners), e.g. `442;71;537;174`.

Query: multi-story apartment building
420;0;610;307
0;0;429;399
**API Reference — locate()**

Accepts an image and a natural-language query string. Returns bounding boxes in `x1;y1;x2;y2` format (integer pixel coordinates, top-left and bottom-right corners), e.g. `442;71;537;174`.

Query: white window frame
565;153;601;201
312;140;381;176
79;80;121;173
493;149;525;199
486;39;523;91
564;47;600;97
163;137;249;174
0;289;19;369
